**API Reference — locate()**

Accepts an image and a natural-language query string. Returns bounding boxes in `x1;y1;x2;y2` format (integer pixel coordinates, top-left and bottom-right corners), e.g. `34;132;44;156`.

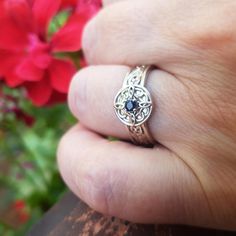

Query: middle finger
82;0;190;66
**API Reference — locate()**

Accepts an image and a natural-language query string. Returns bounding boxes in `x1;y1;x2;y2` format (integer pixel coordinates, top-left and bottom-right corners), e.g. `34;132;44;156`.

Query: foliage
0;86;75;235
0;1;102;234
0;1;101;235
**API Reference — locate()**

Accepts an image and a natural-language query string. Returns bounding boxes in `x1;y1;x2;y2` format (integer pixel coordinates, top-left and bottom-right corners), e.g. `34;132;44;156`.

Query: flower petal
32;52;52;69
51;1;101;52
0;50;24;86
0;50;18;73
5;0;33;30
49;59;76;93
0;1;5;19
0;0;31;50
76;0;102;17
79;56;87;67
4;72;24;87
51;14;84;52
32;50;52;69
33;0;61;36
0;18;28;50
16;57;44;81
27;34;52;69
60;0;77;10
24;75;52;106
46;90;67;105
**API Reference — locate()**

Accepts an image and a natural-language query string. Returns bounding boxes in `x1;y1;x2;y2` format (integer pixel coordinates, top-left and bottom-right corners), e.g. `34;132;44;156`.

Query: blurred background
0;87;74;235
0;0;101;235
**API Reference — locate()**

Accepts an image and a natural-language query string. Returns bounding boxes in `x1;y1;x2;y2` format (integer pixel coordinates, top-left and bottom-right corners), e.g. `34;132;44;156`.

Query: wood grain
28;191;236;236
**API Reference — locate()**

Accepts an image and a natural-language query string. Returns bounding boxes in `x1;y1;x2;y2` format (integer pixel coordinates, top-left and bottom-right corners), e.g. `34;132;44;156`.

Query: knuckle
82;1;151;64
77;157;124;216
179;4;236;53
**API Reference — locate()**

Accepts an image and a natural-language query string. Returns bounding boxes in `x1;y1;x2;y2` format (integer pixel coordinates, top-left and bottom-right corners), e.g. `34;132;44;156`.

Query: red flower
12;200;30;224
0;0;101;106
13;107;35;126
13;200;26;210
60;0;78;9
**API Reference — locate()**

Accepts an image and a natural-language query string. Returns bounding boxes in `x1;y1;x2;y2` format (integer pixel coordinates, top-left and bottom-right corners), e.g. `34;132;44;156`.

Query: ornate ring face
114;85;152;126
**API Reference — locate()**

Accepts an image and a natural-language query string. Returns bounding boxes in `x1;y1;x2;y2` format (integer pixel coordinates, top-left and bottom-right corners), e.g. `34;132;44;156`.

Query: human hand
58;0;236;230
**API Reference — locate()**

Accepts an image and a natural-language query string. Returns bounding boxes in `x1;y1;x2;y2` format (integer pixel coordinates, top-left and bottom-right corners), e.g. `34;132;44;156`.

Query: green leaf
48;10;71;38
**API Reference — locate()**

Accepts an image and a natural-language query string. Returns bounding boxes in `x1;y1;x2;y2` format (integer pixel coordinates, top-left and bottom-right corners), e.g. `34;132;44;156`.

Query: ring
114;65;155;147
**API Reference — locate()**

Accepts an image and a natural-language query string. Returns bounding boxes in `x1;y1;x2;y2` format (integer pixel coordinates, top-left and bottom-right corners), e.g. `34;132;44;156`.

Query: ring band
114;65;155;147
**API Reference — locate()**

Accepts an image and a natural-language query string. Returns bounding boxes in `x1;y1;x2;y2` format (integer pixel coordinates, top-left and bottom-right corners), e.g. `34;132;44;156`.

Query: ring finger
68;65;192;149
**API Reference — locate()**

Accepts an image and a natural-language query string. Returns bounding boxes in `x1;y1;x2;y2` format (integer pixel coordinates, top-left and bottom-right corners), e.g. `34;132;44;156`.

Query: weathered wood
28;191;236;236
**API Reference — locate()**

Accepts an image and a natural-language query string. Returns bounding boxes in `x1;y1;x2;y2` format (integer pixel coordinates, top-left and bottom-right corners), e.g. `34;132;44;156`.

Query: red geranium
0;0;101;106
12;200;29;224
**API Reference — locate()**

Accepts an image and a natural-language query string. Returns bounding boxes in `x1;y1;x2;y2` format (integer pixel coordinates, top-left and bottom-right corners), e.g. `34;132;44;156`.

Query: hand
57;0;236;230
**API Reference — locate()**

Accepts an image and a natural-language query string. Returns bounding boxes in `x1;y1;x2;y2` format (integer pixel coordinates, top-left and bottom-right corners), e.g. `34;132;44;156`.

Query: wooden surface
28;191;236;236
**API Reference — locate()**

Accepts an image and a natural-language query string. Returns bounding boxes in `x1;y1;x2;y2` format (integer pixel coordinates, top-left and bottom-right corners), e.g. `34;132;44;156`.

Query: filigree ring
114;65;155;147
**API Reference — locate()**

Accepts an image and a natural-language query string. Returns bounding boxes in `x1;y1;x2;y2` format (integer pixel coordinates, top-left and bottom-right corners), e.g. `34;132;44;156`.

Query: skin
57;0;236;230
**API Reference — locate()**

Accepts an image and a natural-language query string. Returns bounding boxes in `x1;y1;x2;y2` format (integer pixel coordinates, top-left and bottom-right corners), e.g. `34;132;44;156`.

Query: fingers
57;124;211;225
68;65;187;145
69;65;129;139
82;0;188;66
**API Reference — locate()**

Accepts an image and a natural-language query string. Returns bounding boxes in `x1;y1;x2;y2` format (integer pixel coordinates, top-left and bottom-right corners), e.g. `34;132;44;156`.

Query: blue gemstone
125;100;137;112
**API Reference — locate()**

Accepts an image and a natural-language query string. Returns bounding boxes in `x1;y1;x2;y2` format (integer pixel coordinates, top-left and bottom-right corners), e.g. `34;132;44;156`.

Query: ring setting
114;85;152;126
114;66;155;147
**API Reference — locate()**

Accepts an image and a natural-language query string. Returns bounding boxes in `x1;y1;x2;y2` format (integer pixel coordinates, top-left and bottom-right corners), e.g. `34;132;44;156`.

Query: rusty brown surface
28;191;236;236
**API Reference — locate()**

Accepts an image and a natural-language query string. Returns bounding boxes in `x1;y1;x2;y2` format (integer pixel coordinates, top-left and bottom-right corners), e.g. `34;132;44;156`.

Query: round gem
125;100;137;112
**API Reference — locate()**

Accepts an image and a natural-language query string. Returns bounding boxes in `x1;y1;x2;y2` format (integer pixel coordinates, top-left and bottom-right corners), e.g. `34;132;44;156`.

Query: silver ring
114;65;155;147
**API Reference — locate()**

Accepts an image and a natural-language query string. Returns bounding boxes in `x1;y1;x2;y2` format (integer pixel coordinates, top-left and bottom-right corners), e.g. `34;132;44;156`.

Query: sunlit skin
58;0;236;230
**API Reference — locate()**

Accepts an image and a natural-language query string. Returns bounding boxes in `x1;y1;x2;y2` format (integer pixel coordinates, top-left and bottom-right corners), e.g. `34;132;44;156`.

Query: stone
125;100;137;112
